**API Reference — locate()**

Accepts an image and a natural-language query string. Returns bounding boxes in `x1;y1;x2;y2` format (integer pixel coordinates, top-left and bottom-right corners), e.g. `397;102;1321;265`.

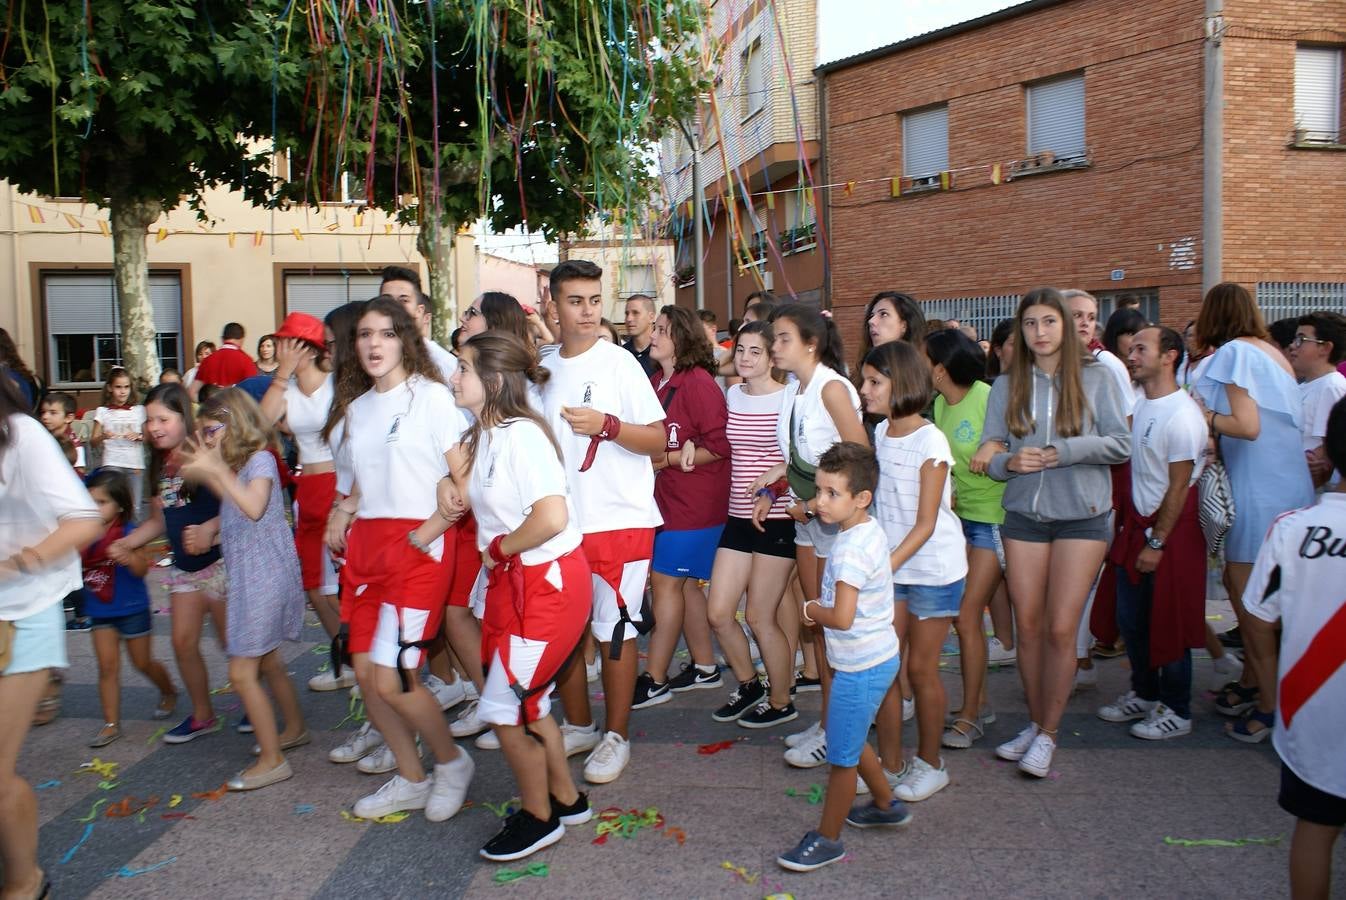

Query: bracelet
802;599;817;624
755;487;776;501
407;530;434;556
488;534;509;565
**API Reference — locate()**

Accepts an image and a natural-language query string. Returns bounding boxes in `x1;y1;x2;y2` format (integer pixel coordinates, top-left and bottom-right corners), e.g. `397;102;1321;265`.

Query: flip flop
941;718;984;749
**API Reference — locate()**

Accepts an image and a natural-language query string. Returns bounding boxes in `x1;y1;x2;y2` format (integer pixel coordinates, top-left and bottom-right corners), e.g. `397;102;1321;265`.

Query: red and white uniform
470;418;590;725
340;375;467;668
540;339;663;645
285;374;338;595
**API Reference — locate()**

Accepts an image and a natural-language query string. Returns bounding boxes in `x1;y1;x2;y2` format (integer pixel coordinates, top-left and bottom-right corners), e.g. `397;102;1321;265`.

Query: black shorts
717;516;796;560
1280;762;1346;828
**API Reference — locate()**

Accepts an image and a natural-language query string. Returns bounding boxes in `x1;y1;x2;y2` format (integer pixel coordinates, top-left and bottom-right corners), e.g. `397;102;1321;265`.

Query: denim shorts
961;518;1005;569
652;525;725;580
2;601;68;676
1001;510;1111;544
894;579;966;620
825;653;899;767
90;608;153;639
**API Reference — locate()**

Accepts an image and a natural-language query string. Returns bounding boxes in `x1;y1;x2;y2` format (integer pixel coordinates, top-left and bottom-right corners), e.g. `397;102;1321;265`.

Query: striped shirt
725;384;791;519
819;518;899;673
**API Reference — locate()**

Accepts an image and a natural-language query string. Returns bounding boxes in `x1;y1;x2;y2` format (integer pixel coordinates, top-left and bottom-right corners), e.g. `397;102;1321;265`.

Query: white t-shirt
1094;349;1136;417
1244;493;1346;799
539;339;664;533
775;365;861;470
284;374;335;466
818;517;899;673
1298;371;1346;452
345;376;467;526
94;405;147;469
1129;389;1207;517
468;419;582;566
0;415;100;618
872;422;967;586
424;337;457;383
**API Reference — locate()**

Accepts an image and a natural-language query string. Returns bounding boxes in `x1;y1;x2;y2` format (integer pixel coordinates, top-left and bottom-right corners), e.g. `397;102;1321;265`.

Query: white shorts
478;639;556;726
794;516;841;558
367;603;439;670
591;560;649;643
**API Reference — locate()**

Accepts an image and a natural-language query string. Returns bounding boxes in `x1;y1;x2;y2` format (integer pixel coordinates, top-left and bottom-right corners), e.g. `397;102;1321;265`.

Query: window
741;38;766;121
780;191;816;252
1295;46;1342;143
617;263;658;299
902;105;949;179
44;273;183;385
1027;73;1086;160
747;204;769;264
284;272;385;320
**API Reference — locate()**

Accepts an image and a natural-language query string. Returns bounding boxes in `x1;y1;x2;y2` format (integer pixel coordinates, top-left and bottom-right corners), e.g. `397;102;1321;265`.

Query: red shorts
341;518;451;669
582;528;654;644
445;513;482;609
294;471;338;593
478;548;592;726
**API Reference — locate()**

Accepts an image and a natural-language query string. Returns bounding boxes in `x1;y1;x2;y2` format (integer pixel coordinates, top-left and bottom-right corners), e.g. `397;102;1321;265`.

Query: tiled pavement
19;600;1344;899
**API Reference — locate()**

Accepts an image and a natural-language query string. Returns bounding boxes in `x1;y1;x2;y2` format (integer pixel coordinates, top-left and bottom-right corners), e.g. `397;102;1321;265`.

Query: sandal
1215;682;1259;717
941;718;984;749
89;723;121;748
31;676;62;727
945;708;996;727
154;692;178;720
1227;709;1274;744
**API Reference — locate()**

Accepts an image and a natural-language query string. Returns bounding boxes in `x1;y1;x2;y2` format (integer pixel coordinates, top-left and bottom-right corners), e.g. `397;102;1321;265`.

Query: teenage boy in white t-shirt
539;259;666;784
1290;312;1346;488
1243;396;1346;900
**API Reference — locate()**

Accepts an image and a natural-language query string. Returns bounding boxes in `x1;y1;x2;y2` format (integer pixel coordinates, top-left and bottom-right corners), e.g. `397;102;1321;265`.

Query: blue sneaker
777;830;845;872
236;714;254;734
162;715;220;745
845;798;913;829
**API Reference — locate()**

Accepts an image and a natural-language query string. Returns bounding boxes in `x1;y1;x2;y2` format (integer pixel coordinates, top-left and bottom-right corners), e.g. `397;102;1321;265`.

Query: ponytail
775;303;847;375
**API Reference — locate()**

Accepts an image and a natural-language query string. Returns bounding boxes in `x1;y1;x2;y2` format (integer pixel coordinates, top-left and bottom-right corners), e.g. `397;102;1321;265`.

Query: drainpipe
1202;2;1224;295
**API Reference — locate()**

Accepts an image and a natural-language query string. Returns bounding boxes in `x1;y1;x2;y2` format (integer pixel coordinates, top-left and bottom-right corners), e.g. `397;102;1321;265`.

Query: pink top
725;384;791;520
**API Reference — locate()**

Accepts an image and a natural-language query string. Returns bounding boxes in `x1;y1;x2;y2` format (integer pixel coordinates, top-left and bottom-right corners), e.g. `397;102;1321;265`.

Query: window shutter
149;275;182;333
1295;47;1342;142
902;105;949;177
45;273;182;334
1027;74;1086;158
285;273;384;319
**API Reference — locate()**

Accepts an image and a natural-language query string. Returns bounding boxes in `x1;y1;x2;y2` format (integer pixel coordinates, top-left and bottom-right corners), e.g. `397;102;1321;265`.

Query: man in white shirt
1290;312;1346;487
382;266;456;382
1097;327;1208;740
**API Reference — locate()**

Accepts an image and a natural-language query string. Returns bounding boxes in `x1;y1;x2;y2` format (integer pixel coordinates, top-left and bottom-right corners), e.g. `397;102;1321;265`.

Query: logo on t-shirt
386;414;403;443
581;382;597;407
955;419;975;445
667;422;681;448
1141;416;1157;447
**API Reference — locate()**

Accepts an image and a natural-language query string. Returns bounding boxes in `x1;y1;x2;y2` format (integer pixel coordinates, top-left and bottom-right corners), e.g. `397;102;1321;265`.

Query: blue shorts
894;579;966;621
825;654;899;767
652;525;725;580
962;518;1005;569
2;601;68;676
90;609;153;639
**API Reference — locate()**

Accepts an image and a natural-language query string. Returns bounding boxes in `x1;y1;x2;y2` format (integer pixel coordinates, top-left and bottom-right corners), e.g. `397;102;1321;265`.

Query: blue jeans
1113;566;1192;718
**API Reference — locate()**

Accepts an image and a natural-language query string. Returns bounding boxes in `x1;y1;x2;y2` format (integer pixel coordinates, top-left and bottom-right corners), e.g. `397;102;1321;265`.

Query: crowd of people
1;268;1343;896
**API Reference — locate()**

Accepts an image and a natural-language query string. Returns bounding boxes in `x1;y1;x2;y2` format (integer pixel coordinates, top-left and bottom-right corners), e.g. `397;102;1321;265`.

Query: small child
181;389;307;791
778;441;911;873
1241;397;1346;899
81;469;178;747
92;367;147;513
39;391;85;475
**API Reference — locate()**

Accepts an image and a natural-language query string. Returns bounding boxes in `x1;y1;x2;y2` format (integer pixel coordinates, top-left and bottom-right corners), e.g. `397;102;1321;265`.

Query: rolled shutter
285;273;385;319
1027;74;1086;158
902;105;949;178
1295;47;1342;142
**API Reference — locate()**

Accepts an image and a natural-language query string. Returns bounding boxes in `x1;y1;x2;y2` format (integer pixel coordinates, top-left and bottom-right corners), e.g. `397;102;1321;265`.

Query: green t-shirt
933;380;1006;525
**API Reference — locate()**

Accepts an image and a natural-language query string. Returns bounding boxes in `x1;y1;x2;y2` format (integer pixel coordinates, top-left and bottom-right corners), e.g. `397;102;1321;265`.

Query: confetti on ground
35;780;61;790
293;803;316;815
160;813;195;821
168;795;183;808
721;861;760;885
1206;614;1223;621
109;857;176;878
1163;835;1282;848
592;807;665;845
77;758;119;779
492;862;549;884
482;798;520;818
146;726;169;745
664;826;687;845
191;785;228;802
106;797;159;820
784;784;825;805
591;692;605;701
764;895;796;900
209;682;233;695
697;740;737;755
98;781;120;791
311;643;331;656
77;800;109;823
60;824;95;864
332;695;367;730
341;810;411;824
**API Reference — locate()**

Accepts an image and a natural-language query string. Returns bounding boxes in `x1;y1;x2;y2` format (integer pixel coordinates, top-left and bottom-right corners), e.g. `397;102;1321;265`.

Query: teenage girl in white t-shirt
860;340;967;803
325;297;474;823
92;367;147;513
754;304;867;767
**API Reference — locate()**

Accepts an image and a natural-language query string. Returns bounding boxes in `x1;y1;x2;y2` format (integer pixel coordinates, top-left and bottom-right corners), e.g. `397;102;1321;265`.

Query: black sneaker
792;673;822;694
631;672;672;709
712;678;767;723
479;809;565;862
667;662;723;693
738;701;800;730
1217;626;1243;649
550;791;592;825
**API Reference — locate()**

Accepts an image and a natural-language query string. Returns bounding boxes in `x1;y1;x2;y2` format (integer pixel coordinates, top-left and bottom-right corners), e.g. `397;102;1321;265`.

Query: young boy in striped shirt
778;441;911;872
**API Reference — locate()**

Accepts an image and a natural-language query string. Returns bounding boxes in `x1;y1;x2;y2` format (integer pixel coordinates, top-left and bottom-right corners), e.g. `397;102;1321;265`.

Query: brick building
819;0;1346;342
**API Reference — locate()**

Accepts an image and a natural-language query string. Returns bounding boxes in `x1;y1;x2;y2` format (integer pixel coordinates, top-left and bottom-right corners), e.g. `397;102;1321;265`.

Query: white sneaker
784;720;822;749
902;696;915;722
353;774;431;818
894;756;950;802
1018;732;1056;778
583;731;630;784
1130;704;1192;741
329;723;385;764
425;675;468;711
350;683;362;701
586;658;601;683
561;720;601;757
855;765;905;796
784;726;828;768
449;700;488;738
1097;691;1156;723
986;637;1017;666
464;680;480;702
995;723;1039;761
309;665;356;692
1073;665;1098;692
474;729;501;750
1211;654;1244;691
425;749;475;821
357;744;401;775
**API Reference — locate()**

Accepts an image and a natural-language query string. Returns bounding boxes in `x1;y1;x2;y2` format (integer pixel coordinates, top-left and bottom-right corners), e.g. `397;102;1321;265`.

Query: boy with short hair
778;441;910;873
39;391;85;475
1242;397;1346;899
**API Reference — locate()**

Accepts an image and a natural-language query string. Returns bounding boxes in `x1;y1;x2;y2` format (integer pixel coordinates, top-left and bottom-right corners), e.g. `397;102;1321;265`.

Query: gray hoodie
982;361;1130;522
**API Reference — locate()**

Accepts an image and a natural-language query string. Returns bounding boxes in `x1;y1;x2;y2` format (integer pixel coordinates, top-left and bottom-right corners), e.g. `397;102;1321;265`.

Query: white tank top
284;374;335;465
775;364;862;467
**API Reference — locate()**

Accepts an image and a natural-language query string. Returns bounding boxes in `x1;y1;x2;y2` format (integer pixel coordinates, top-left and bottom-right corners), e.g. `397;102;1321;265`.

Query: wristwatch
1144;528;1165;551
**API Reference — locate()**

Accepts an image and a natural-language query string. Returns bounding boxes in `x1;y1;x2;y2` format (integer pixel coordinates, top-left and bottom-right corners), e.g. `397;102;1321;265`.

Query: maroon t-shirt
652;367;731;531
195;344;258;387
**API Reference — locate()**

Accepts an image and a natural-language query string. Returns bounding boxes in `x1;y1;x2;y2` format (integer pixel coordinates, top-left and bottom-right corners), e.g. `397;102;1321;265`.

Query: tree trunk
417;219;458;345
110;196;164;394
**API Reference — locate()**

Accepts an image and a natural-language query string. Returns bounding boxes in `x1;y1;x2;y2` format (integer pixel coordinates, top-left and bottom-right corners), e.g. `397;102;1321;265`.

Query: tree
0;1;299;390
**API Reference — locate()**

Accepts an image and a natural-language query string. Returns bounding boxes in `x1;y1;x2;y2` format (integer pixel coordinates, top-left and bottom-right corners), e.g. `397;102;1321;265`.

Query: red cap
273;312;325;347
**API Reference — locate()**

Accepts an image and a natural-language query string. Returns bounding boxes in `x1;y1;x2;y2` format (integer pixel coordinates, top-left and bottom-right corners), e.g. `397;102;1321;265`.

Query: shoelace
590;736;619;764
